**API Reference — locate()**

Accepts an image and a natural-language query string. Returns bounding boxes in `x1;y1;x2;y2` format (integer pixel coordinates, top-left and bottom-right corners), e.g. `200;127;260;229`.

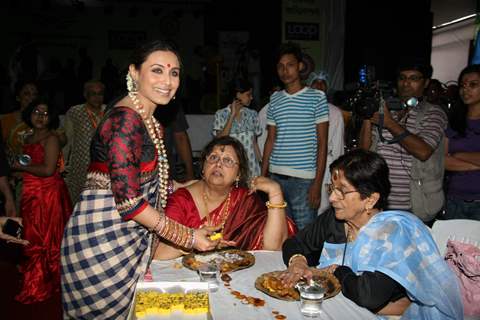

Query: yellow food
169;293;184;311
135;290;209;317
209;232;223;241
184;292;209;314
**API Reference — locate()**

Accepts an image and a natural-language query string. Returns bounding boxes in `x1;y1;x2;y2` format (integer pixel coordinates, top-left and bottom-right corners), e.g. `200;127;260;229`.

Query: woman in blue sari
281;149;462;319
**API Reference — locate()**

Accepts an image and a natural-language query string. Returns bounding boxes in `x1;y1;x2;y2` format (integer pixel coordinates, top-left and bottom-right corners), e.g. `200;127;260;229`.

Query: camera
346;81;404;119
346;65;404;119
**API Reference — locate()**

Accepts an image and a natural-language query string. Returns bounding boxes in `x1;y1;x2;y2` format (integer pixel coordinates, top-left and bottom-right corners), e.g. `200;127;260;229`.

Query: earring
126;73;138;93
172;95;176;100
235;177;239;188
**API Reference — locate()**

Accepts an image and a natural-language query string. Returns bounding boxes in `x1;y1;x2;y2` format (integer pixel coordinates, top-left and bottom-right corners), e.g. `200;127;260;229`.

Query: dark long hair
229;77;252;98
129;39;182;71
449;64;480;136
106;39;183;111
200;136;249;188
22;98;60;130
330;149;390;210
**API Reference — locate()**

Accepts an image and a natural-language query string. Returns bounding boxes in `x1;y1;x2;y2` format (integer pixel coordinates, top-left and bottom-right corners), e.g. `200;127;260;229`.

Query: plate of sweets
130;282;210;320
255;270;341;301
182;248;255;273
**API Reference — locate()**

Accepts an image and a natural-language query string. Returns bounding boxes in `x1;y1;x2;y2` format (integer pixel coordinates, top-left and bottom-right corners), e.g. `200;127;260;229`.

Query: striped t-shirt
267;87;329;179
375;102;447;210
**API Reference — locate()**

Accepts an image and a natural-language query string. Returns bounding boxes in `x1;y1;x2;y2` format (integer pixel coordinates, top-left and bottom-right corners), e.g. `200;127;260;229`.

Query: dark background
203;0;433;90
1;0;438;109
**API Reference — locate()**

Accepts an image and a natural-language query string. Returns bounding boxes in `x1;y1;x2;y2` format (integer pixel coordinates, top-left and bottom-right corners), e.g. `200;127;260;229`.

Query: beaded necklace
202;184;231;232
129;92;169;208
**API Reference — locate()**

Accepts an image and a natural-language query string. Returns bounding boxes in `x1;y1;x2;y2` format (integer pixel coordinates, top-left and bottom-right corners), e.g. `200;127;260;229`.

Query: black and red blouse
88;107;158;220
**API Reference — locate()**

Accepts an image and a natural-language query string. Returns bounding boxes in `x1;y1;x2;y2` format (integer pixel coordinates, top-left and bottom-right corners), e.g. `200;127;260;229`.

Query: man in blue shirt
262;43;329;230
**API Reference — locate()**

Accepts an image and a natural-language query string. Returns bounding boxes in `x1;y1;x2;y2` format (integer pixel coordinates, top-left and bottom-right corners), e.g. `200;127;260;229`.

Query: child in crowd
213;78;262;178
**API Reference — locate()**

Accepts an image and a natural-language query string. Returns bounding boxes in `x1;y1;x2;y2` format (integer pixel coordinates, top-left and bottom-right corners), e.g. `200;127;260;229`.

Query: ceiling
431;0;477;26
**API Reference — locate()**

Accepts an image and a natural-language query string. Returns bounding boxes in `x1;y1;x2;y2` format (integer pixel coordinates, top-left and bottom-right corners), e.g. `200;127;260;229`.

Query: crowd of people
0;38;478;319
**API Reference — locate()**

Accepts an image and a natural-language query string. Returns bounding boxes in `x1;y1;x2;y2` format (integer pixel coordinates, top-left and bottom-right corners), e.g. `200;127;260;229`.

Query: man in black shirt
155;99;194;181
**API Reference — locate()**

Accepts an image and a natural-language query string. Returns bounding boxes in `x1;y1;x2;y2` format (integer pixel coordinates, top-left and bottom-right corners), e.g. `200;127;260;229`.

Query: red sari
166;187;297;250
16;142;72;304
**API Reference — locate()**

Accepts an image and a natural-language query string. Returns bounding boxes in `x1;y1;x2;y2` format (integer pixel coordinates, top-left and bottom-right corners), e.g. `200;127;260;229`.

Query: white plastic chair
431;219;480;255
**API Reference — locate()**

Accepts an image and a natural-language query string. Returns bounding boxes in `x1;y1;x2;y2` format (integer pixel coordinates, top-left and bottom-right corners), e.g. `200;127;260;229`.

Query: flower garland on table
128;91;169;208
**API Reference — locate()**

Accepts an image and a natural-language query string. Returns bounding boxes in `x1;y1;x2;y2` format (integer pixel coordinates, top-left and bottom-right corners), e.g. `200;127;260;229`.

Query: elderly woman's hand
313;264;339;276
278;256;313;288
192;225;221;251
0;217;29;246
249;176;282;197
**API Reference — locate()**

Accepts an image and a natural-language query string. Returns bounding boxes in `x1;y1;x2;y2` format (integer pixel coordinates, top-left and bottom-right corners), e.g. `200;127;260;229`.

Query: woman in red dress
154;136;297;260
12;99;72;304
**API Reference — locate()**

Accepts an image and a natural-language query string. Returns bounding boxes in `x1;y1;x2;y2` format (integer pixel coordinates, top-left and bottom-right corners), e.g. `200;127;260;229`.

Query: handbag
445;239;480;316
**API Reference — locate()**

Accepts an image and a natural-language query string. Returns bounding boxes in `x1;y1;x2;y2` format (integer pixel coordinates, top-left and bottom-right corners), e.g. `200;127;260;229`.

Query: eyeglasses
398;75;424;82
205;154;238;168
33;109;49;117
459;81;480;90
326;183;359;200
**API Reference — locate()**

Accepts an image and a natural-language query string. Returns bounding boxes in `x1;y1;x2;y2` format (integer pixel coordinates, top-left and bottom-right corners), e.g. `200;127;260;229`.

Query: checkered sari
61;174;158;319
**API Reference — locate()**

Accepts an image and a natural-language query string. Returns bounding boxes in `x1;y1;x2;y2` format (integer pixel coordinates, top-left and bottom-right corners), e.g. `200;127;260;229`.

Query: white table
147;251;376;320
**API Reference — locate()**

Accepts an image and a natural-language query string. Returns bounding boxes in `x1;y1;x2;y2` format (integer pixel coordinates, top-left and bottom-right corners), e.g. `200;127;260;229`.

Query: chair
431;219;480;255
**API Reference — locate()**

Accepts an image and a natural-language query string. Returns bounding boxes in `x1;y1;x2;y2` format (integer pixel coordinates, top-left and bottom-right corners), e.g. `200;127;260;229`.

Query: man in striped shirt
360;60;447;224
262;43;329;230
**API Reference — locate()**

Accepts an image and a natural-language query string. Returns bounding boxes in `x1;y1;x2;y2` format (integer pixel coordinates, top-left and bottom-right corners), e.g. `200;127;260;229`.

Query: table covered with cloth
143;251;377;320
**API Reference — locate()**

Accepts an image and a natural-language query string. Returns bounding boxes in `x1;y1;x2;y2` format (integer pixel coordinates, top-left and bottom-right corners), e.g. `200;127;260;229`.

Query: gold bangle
288;254;307;267
266;201;287;209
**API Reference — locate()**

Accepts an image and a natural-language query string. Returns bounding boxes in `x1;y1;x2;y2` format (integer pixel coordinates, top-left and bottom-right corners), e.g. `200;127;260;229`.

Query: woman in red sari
11;99;72;304
154;136;296;260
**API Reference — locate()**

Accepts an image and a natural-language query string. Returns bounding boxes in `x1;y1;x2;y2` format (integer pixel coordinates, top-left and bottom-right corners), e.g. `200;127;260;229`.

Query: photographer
359;59;447;225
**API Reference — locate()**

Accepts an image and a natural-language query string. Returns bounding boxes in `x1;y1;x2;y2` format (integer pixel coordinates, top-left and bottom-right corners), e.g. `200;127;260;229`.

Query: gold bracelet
266;201;287;209
288;254;307;267
149;215;161;233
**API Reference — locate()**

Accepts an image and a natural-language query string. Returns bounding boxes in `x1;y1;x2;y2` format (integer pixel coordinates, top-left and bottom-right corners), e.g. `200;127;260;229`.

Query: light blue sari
318;210;463;319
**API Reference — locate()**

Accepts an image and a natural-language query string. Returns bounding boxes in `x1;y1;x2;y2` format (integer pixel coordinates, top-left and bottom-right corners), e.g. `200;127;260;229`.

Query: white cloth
147;251;376;320
319;103;345;214
257;103;268;157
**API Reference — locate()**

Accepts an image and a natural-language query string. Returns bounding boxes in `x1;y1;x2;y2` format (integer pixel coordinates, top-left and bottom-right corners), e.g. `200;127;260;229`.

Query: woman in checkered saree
60;40;220;319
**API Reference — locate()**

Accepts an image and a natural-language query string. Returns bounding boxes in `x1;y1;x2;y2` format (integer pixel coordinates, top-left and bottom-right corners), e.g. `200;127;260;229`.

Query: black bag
2;219;23;239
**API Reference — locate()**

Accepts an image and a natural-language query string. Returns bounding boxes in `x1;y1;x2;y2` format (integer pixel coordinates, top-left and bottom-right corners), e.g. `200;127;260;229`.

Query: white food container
127;281;212;320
